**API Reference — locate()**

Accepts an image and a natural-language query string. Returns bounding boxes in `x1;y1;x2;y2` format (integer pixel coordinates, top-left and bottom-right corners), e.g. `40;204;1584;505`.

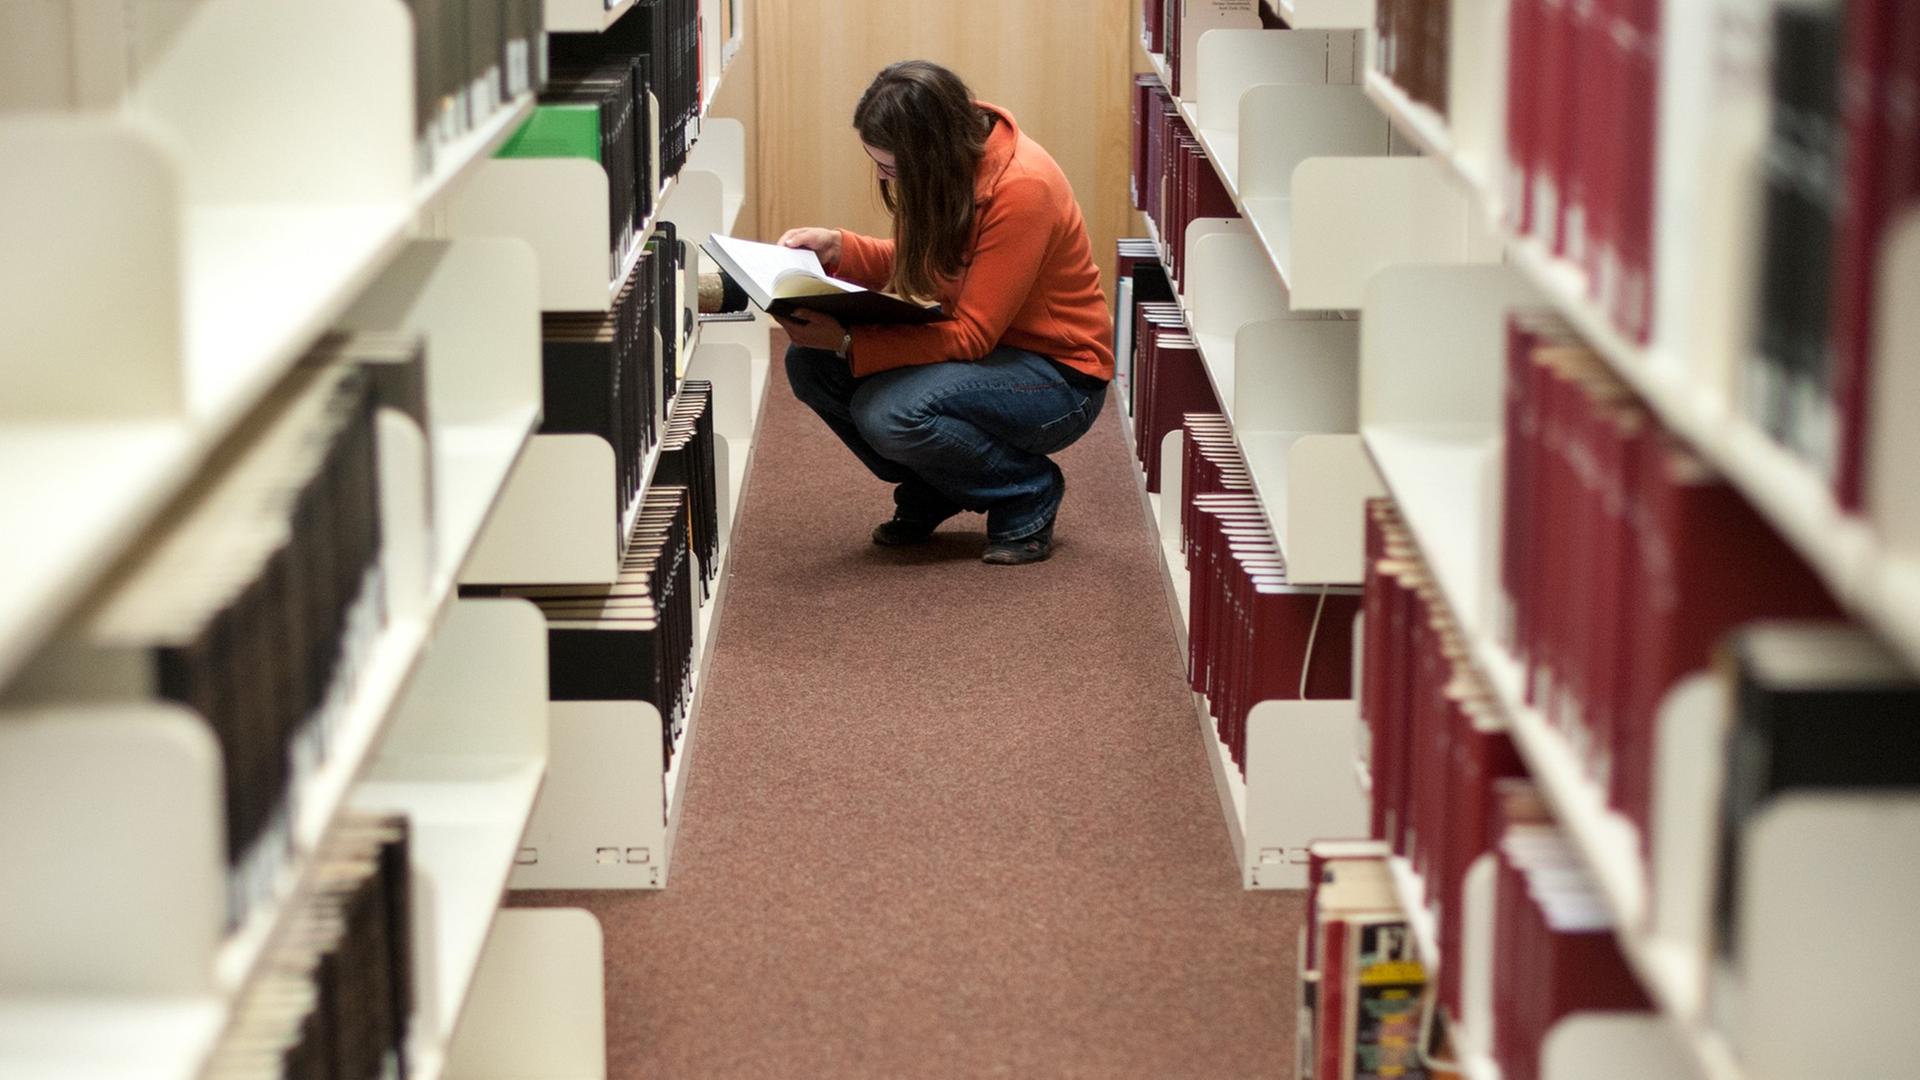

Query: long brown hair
853;61;992;301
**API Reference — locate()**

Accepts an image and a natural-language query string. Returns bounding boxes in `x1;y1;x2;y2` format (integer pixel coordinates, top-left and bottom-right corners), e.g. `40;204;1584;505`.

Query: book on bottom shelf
1114;238;1174;418
1180;415;1362;774
1129;304;1212;492
478;484;700;790
1299;852;1428;1080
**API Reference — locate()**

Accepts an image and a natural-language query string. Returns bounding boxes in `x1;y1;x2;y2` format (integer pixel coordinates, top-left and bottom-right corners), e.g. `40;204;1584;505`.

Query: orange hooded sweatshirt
830;103;1115;382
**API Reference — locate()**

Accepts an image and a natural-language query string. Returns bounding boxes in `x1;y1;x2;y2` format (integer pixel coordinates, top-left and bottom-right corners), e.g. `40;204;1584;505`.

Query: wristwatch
835;330;853;359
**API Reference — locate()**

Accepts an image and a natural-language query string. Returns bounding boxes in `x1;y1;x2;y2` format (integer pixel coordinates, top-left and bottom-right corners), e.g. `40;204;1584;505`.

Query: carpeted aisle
518;341;1303;1079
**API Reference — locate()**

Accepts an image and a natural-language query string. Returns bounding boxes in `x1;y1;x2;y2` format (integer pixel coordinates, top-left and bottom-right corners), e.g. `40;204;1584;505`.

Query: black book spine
548;626;659;702
1753;4;1845;452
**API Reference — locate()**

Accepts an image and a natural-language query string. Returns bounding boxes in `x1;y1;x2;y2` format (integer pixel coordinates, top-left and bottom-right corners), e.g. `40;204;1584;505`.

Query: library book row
0;0;747;689
1357;0;1920;674
1120;3;1920;1079
0;1;760;1077
1118;233;1920;1080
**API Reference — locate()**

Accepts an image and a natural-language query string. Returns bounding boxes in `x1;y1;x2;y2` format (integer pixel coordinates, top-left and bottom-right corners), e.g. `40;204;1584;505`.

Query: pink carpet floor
515;339;1303;1078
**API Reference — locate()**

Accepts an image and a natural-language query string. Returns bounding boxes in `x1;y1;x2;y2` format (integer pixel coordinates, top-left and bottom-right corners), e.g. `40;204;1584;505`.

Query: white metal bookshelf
1131;19;1446;890
1357;16;1920;681
505;317;770;891
456;113;751;587
0;0;755;1074
0;0;537;691
1120;399;1370;891
1359;249;1920;1079
1136;11;1920;1079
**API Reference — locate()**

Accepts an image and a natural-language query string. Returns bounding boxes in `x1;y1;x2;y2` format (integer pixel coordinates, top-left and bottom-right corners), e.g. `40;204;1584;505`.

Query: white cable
1299;584;1330;699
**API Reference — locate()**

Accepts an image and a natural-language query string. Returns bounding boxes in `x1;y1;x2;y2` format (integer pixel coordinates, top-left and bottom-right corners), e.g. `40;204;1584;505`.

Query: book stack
1183;416;1361;774
204;813;415;1080
1361;499;1523;1021
496;485;700;784
1130;73;1237;287
537;233;684;543
1113;238;1175;417
551;0;705;186
404;0;547;176
1128;294;1211;492
1748;0;1920;509
1490;808;1652;1080
24;339;431;927
1296;847;1428;1080
541;277;657;542
655;379;718;599
501;61;641;276
1372;0;1450;115
1498;316;1841;859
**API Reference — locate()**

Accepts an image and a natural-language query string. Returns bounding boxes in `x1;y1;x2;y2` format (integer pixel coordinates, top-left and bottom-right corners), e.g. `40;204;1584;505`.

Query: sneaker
871;515;945;546
982;520;1054;565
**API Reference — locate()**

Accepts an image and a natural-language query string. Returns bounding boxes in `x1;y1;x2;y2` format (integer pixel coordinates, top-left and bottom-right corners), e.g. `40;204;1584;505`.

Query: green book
496;104;602;162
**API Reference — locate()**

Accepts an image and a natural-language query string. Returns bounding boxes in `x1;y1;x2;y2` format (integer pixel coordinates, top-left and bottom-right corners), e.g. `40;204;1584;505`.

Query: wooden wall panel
750;0;1134;295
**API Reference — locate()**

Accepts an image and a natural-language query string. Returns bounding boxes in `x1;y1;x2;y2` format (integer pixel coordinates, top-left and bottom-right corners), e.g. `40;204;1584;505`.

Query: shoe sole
981;548;1051;564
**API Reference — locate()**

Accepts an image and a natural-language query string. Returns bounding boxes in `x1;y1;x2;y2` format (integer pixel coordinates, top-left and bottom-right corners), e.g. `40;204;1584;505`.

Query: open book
700;233;951;326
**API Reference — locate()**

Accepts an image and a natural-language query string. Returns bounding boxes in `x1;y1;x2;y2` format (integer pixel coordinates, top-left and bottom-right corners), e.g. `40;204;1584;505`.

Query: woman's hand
778;226;842;270
774;309;849;354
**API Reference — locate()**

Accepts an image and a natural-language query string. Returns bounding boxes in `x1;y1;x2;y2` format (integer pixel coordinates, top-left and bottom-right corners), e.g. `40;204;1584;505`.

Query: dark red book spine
1612;0;1660;343
1539;0;1581;252
1829;0;1906;509
1505;0;1544;233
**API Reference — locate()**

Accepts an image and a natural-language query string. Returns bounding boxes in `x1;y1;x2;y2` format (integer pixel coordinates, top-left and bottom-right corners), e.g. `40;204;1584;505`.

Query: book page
771;268;860;298
705;233;832;295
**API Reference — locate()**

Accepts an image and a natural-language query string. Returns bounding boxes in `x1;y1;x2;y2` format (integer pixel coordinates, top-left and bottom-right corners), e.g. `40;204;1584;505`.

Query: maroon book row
1131;73;1236;288
1128;297;1211;493
1184;418;1358;776
1360;499;1524;1024
1360;503;1653;1079
1497;315;1839;863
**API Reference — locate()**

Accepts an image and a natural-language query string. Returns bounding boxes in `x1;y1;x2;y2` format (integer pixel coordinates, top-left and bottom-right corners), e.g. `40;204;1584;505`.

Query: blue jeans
785;344;1108;541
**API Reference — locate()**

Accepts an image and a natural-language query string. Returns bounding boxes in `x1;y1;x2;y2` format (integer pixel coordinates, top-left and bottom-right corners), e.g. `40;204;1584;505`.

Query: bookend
338;237;545;585
1867;209;1920;660
460;435;621;586
1359;263;1542;635
444;908;607;1080
1195;30;1359;193
1280;0;1373;30
1292;157;1499;311
0;118;184;418
0;703;224;995
1726;795;1920;1078
685;117;747;234
351;598;550;1053
445;158;619;312
1187;225;1290;411
1243;699;1372;889
1240;84;1388;286
1648;672;1729;999
1540;1014;1690;1080
1230;318;1380;585
510;701;668;890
